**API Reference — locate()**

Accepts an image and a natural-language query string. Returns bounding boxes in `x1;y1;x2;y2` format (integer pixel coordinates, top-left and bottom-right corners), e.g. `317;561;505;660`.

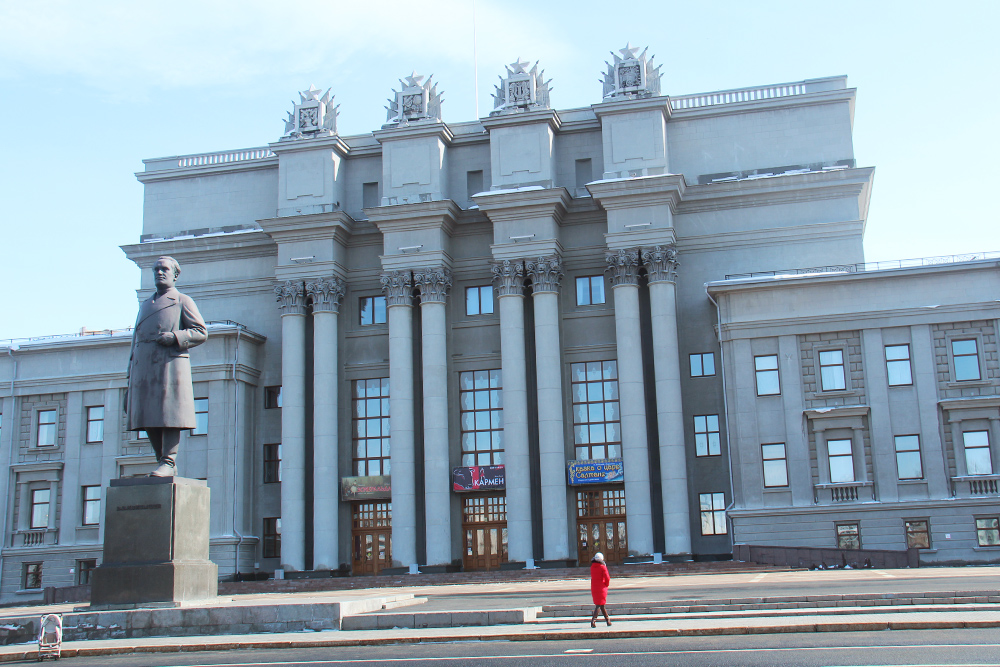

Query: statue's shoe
149;462;176;477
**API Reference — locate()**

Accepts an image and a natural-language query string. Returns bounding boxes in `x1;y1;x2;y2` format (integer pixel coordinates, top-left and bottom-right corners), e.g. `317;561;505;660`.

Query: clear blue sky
1;0;997;340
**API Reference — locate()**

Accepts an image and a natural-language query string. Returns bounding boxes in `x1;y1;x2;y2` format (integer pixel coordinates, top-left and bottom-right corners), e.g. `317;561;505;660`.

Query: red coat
590;561;610;605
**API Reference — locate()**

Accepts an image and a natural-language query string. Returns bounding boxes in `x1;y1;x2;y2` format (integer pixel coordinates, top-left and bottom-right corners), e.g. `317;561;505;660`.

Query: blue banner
567;458;624;486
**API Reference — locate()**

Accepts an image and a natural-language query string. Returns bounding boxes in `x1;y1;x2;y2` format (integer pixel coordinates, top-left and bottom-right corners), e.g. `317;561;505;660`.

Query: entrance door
351;501;392;575
462;495;508;571
576;488;628;565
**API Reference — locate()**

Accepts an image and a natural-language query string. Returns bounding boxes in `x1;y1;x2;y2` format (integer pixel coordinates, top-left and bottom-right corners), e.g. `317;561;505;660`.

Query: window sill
808;389;862;400
973;545;1000;551
16;589;43;595
946;380;991;389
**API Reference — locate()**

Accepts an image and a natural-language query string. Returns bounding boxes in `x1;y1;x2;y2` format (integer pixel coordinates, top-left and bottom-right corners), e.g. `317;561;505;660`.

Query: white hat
593;552;604;562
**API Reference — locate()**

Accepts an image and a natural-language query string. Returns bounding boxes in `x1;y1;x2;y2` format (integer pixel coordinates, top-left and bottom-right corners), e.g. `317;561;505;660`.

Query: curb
3;618;1000;661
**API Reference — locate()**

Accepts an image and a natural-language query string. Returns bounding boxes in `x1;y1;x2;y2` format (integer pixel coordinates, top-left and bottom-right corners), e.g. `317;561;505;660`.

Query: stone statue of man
125;256;207;477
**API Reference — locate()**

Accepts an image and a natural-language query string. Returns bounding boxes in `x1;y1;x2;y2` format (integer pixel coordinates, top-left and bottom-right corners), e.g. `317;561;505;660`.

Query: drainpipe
705;287;739;551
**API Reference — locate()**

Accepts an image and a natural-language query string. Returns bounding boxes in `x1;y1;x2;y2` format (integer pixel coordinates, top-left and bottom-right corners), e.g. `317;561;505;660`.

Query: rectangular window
264;386;282;409
976;517;1000;546
30;488;50;529
952;339;981;381
894;435;923;480
37;409;57;447
263;444;281;483
963;430;993;475
353;378;390;476
762;443;788;487
828;438;855;483
262;517;281;559
192;398;208;435
836;522;861;549
570;360;621;461
689;353;716;377
85;406;105;443
459;369;504;466
885;344;912;386
818;349;846;391
362;181;380;209
575;276;605;306
754;355;780;395
904;520;930;549
465;285;494;316
22;562;42;590
699;493;727;536
693;415;721;457
82;486;101;526
360;296;387;326
466;170;484;200
575;158;593;190
76;559;97;586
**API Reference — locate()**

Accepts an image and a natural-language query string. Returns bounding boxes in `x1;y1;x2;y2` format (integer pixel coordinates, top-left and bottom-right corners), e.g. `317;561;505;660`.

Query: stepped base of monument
90;561;219;607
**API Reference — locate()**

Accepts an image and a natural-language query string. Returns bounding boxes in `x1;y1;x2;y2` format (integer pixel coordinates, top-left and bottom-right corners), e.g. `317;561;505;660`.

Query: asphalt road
39;629;1000;666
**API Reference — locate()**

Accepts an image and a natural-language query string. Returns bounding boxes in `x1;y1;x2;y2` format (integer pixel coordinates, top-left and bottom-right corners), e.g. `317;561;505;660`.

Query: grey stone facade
3;57;994;601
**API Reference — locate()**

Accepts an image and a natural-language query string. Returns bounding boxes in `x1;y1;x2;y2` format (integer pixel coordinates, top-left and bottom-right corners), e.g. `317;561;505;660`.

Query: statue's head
153;256;181;290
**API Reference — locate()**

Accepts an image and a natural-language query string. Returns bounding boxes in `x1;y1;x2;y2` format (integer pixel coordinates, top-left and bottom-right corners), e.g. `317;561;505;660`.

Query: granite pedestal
90;477;218;607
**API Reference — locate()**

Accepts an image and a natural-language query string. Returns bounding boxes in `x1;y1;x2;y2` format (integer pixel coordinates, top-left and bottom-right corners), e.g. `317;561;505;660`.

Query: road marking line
750;573;768;582
564;648;594;653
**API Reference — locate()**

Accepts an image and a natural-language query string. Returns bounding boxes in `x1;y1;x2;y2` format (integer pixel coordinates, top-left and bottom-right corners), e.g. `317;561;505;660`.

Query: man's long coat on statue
126;287;207;431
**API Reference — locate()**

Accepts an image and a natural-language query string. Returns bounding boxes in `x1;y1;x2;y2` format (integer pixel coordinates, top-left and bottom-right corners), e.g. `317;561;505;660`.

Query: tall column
275;280;308;571
492;260;533;563
606;249;653;555
381;271;417;568
525;256;569;561
414;267;453;566
306;276;346;571
642;245;691;557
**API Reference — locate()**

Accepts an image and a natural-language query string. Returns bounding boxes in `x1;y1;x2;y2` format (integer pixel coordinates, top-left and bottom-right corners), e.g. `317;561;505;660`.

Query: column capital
491;259;525;298
414;267;453;304
525;255;563;294
305;276;346;313
642;245;679;284
605;248;641;288
380;270;414;307
275;280;307;315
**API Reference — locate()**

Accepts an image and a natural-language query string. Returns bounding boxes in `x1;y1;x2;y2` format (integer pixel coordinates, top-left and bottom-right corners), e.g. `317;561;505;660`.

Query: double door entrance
576;488;628;565
351;501;392;575
461;495;508;571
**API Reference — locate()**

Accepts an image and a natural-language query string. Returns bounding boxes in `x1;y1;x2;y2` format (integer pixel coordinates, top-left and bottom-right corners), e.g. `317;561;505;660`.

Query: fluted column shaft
415;268;452;566
382;271;417;568
275;281;307;571
643;246;691;557
307;276;346;571
492;260;533;563
606;250;653;555
526;256;569;561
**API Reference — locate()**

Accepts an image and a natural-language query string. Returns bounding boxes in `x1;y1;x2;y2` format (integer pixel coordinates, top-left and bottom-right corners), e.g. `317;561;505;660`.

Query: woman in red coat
590;552;612;627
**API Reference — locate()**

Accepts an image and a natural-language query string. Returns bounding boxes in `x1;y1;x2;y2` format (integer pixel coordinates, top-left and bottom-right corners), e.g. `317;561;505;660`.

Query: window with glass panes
575;276;605;305
894;435;922;479
963;430;993;475
952;339;981;381
885;344;912;385
263;444;281;483
694;415;721;456
85;406;104;443
905;520;930;549
76;559;96;586
836;522;861;549
262;517;281;558
360;296;387;325
192;398;208;435
23;562;42;589
699;492;727;535
82;486;101;525
762;443;788;487
465;286;494;316
570;361;621;460
352;378;390;475
37;409;56;446
754;355;780;395
459;369;503;466
30;488;50;529
818;349;846;391
976;517;1000;546
689;352;715;377
828;439;855;483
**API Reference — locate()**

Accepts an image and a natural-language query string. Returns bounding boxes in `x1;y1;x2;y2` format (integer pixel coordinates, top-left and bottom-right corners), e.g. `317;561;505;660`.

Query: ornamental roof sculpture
282;85;339;139
489;58;553;115
384;72;444;126
601;43;662;99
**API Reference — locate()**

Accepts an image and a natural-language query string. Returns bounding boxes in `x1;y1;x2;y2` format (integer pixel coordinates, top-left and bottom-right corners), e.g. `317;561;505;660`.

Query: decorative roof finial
490;57;553;115
384;71;444;126
601;44;661;99
282;86;339;139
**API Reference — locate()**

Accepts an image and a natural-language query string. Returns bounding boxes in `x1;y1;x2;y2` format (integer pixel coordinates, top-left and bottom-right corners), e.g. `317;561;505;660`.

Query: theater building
2;45;997;601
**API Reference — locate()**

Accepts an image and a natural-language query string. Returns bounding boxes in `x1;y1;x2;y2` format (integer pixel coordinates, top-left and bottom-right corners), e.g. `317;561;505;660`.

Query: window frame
465;285;495;316
82;485;101;526
699;492;727;536
754;354;780;396
22;562;42;590
264;386;282;409
570;360;621;461
761;443;789;488
818;348;847;392
951;338;982;382
85;406;105;443
689;352;716;378
827;438;856;483
962;430;993;475
262;517;281;559
352;378;391;476
30;488;51;530
976;517;1000;547
263;443;281;484
885;344;913;386
359;295;388;326
894;434;923;480
836;522;861;549
36;408;58;448
693;414;721;457
76;559;97;586
459;369;504;467
575;276;606;306
191;397;209;436
904;519;931;549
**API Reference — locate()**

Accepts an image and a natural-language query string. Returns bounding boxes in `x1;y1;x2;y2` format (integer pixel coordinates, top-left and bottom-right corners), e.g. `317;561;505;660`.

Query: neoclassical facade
3;47;996;601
